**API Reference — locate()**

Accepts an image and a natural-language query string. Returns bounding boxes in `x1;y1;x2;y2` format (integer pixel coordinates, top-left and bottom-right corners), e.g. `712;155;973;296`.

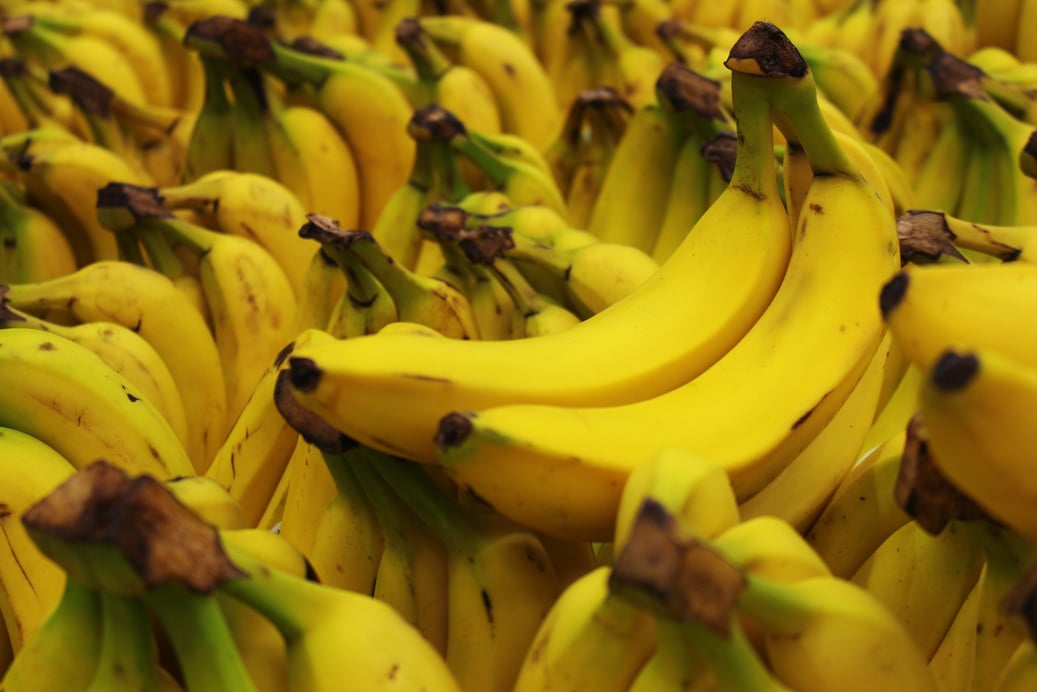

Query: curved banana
512;566;657;692
0;180;77;284
880;262;1037;371
159;170;314;300
851;518;987;660
373;449;562;692
278;439;337;558
0;578;101;691
0;300;190;453
130;206;297;423
805;430;912;579
737;572;939;691
282;39;791;473
165;475;248;531
419;14;561;150
433;27;897;539
220;534;463;691
919;347;1037;541
737;330;891;532
0;327;193;476
0;426;73;653
3;260;228;472
0;131;148;265
205;329;335;526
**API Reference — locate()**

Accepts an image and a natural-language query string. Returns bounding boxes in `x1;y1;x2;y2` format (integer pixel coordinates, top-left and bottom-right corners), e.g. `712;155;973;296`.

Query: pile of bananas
4;0;1037;689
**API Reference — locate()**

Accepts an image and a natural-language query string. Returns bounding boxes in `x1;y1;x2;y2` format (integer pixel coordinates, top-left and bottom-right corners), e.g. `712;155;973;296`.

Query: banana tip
435;412;474;451
878;271;909;319
288;357;322;393
931;351;979;391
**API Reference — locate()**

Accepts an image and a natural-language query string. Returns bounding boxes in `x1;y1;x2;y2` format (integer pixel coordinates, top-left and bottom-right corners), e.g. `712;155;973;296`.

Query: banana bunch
857;29;1037;226
2;459;462;692
4;0;1037;688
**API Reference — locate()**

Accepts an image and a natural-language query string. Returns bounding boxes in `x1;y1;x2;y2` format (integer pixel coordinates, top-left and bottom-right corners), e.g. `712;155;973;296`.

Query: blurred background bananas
2;0;1037;690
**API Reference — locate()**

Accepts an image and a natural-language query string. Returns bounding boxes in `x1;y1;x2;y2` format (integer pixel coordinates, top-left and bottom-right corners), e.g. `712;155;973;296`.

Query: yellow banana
433;27;897;539
0;179;77;283
282;40;791;477
3;259;227;471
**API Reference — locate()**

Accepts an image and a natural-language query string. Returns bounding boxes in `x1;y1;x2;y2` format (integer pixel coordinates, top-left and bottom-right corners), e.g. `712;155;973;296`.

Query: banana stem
362;447;482;557
726;73;777;197
138;215;215;256
735;573;809;637
143;584;259;692
267;41;335;87
678;616;791;692
136;226;186;279
451;134;513;189
726;25;857;178
85;592;159;692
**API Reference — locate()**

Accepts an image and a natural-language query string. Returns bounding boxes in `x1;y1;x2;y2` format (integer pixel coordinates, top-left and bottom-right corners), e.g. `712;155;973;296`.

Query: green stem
678;616;791;692
85;593;159;692
450;133;514;188
361;446;481;557
268;41;336;87
727;72;778;197
136;226;186;279
143;584;258;692
735;573;810;636
138;215;215;256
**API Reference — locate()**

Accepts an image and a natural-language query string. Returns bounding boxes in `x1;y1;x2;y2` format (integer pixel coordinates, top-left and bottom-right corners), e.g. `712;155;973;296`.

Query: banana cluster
2;0;1037;690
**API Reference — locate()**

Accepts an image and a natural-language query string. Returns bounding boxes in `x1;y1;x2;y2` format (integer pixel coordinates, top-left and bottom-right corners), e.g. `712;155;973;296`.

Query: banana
260;26;415;229
3;260;228;472
650;128;730;264
110;189;297;423
614;448;741;557
590;4;668;110
805;430;912;579
143;583;258;692
426;221;517;342
182;56;235;181
86;592;163;692
968;520;1035;692
320;243;398;339
223;65;278;182
306;444;385;594
144;2;205;112
934;51;1037;225
586;61;727;252
0;427;72;654
278;438;336;558
737;572;939;691
897;208;1037;263
737;329;892;532
450;124;567;217
433;26;897;540
303;215;477;339
851;519;987;660
221;526;463;691
0;130;148;265
419;14;561;149
796;40;877;121
975;0;1024;51
994;638;1037;692
879;262;1037;372
348;451;450;654
166;475;248;530
546;88;632;229
0;578;101;691
4;14;148;106
267;94;361;229
0;327;193;477
927;557;986;692
293;246;346;333
0;180;78;283
395;17;503;138
205;329;335;526
159;170;313;300
512;566;658;692
919;348;1037;542
713;514;833;582
0;298;190;453
281;33;791;473
31;6;173;107
374;449;562;692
